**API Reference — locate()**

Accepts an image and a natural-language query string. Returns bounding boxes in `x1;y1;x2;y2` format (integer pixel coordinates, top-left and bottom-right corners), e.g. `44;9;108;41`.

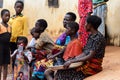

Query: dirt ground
5;46;120;80
85;46;120;80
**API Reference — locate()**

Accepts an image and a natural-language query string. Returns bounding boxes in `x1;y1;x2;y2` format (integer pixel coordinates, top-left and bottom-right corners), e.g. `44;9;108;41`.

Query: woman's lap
55;68;85;80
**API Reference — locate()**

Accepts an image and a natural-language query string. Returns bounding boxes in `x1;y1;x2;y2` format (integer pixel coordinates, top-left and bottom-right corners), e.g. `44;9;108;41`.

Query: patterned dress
77;32;106;76
78;0;92;47
32;31;55;79
13;50;32;80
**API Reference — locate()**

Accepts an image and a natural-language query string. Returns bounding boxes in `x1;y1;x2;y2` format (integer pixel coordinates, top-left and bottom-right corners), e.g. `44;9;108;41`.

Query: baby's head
30;27;40;40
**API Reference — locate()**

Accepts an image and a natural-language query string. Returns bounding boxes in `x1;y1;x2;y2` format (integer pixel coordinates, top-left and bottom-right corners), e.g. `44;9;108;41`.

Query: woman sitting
54;15;106;80
45;21;83;80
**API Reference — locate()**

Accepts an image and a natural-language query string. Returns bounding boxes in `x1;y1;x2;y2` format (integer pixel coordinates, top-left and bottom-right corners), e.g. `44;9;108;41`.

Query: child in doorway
0;9;11;80
11;36;32;80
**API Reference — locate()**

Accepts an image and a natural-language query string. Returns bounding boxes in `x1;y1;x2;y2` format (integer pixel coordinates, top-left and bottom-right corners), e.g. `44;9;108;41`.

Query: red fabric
79;17;89;47
63;39;83;61
76;58;103;76
52;49;60;55
78;0;92;17
35;50;47;61
78;0;92;47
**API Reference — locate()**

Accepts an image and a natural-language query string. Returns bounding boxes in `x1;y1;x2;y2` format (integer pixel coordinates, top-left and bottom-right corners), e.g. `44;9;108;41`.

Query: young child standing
0;9;11;80
11;36;32;80
9;0;28;69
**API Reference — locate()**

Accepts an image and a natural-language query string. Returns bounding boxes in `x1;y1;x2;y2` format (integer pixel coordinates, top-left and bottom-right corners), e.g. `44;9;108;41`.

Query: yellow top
9;14;28;42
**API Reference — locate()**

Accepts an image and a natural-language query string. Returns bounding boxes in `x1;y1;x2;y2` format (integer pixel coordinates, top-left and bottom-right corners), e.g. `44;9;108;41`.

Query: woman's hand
47;55;55;59
27;46;34;49
47;54;52;59
63;60;71;69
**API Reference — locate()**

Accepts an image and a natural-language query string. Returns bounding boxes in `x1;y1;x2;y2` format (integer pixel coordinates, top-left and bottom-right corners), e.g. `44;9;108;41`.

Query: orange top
0;24;11;34
63;39;83;61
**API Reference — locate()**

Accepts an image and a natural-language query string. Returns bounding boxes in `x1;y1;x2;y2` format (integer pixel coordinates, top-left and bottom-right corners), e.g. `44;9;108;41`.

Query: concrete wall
2;0;79;37
1;0;120;46
106;0;120;46
3;0;16;15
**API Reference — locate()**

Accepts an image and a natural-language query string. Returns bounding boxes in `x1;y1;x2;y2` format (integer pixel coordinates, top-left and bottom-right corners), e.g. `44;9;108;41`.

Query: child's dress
0;24;11;66
28;37;36;47
12;49;32;80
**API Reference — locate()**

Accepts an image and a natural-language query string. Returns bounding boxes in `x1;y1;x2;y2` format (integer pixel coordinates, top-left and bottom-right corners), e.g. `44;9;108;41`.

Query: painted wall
24;0;79;37
106;0;120;46
1;0;120;46
2;0;79;37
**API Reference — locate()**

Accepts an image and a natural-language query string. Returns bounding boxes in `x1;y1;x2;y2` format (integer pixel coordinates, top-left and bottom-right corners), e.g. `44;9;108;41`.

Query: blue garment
65;36;71;45
56;32;67;45
56;32;78;46
32;65;45;79
92;0;104;4
32;71;44;79
93;3;107;36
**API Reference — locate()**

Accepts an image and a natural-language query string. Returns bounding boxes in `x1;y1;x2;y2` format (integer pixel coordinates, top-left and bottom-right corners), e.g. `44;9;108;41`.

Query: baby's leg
44;69;54;80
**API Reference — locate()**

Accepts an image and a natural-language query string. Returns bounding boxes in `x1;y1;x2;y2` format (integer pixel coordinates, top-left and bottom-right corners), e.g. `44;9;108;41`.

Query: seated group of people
11;12;106;80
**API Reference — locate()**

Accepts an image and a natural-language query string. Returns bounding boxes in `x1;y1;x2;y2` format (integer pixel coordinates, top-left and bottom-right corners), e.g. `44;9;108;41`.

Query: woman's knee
44;69;53;76
0;66;2;70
